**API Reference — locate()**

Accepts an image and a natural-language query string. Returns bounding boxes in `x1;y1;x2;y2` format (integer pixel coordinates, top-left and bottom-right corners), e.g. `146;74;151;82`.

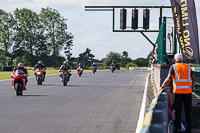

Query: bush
126;62;138;69
88;66;109;70
13;55;32;67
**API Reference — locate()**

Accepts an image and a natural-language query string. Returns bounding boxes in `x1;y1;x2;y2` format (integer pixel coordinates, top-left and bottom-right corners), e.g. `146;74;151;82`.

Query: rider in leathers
77;63;83;70
110;63;116;69
59;61;72;81
77;63;83;74
91;62;97;70
12;63;29;90
33;61;46;81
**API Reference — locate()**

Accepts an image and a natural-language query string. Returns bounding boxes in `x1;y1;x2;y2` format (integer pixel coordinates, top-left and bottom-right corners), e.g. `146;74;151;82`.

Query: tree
0;10;15;55
13;8;41;65
13;52;32;66
0;8;74;67
103;51;121;69
132;58;149;67
78;48;95;67
122;51;128;58
120;51;132;67
64;33;74;60
39;7;73;57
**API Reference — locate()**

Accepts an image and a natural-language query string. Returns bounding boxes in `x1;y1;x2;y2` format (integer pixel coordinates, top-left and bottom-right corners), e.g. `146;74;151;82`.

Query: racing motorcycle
61;71;69;86
77;66;83;77
35;68;44;85
92;66;97;74
12;69;26;96
111;66;115;73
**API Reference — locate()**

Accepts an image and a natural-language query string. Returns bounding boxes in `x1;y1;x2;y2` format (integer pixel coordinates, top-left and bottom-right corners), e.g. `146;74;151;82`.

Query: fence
149;17;176;65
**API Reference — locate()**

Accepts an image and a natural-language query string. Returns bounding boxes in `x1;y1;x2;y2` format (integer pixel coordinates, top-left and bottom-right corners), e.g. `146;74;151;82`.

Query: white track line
135;73;151;133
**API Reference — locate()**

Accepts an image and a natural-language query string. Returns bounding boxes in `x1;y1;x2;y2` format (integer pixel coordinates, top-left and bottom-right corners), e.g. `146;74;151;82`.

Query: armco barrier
193;71;200;96
140;90;169;133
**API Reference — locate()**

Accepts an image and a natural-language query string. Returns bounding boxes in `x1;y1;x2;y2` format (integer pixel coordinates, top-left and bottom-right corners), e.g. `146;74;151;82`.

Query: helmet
18;63;23;68
111;62;114;65
93;62;95;64
63;61;68;65
79;63;81;65
38;61;42;64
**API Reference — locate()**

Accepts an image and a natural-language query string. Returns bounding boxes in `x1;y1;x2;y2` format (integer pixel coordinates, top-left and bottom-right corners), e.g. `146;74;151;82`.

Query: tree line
0;7;149;68
70;48;150;69
0;7;73;67
102;51;150;69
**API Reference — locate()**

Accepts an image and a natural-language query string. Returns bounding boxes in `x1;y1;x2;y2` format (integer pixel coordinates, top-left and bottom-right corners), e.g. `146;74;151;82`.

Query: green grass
0;71;12;80
0;69;91;80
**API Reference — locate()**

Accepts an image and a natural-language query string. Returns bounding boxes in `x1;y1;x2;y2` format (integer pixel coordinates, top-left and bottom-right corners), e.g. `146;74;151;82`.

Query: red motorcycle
12;69;26;96
77;66;83;77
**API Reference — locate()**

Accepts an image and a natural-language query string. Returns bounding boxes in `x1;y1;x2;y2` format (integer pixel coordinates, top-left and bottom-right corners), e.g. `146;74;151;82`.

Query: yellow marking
150;97;158;106
142;111;153;127
129;67;134;70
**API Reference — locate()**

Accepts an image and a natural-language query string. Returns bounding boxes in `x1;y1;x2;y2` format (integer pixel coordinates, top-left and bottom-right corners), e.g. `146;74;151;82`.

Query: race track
0;70;149;133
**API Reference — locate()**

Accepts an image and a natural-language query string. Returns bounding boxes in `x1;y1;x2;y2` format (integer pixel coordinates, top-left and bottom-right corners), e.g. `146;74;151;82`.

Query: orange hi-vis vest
172;63;192;94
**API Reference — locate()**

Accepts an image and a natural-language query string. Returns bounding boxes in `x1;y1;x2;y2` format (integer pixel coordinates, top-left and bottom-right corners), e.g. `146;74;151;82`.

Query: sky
1;0;200;60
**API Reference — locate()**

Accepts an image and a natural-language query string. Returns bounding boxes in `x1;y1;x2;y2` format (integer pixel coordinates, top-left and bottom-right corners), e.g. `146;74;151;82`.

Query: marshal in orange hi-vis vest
172;63;192;94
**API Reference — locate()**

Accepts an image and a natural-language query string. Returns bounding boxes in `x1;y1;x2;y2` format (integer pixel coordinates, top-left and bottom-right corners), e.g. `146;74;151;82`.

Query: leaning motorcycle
77;66;83;77
62;71;69;86
35;68;44;85
92;66;97;74
12;69;26;96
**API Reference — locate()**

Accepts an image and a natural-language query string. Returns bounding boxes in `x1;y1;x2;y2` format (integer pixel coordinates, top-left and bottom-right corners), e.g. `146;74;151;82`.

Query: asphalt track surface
0;70;149;133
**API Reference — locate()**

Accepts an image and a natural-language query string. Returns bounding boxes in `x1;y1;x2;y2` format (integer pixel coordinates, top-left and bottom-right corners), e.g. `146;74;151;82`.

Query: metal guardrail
140;90;169;133
193;71;200;96
141;70;200;133
194;82;200;96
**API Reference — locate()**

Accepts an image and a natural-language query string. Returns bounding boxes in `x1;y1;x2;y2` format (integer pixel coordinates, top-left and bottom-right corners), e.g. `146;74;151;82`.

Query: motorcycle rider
77;63;83;69
12;63;29;90
77;63;83;75
110;62;115;69
33;61;46;81
91;62;97;69
59;61;72;81
110;62;116;72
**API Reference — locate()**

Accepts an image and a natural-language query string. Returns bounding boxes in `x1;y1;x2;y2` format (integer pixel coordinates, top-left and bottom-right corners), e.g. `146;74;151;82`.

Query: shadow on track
21;95;51;97
65;85;83;87
77;75;91;77
39;84;59;86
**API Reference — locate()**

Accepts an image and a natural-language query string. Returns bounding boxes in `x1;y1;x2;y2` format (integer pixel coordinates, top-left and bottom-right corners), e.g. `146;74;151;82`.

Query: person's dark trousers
174;93;192;133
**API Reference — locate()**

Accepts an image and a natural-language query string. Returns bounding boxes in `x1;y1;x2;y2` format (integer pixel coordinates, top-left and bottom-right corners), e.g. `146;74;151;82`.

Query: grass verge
0;69;91;80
